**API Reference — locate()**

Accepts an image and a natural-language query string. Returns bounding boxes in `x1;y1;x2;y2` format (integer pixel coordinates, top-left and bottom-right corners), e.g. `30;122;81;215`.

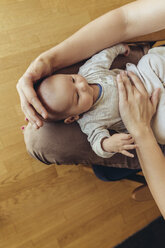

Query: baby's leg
147;47;165;85
137;51;165;91
137;50;165;144
151;94;165;144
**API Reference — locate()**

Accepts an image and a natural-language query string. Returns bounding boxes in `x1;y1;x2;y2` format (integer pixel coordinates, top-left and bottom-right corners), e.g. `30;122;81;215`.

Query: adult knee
24;123;52;165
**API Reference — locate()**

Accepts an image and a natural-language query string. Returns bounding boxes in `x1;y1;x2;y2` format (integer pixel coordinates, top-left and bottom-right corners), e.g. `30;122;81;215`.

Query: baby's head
36;74;94;123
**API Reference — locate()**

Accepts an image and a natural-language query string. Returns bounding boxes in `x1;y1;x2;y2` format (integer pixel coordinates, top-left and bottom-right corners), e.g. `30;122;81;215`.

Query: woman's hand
16;56;50;128
116;71;160;137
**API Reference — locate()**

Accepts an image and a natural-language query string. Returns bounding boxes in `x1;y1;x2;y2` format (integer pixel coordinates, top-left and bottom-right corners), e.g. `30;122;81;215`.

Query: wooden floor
0;0;164;247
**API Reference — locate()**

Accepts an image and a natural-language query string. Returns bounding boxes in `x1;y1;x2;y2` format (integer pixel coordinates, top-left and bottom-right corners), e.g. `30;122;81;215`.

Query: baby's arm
79;43;130;76
101;133;138;158
79;118;136;158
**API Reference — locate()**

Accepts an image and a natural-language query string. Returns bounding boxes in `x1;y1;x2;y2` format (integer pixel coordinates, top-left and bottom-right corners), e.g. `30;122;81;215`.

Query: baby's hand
123;44;130;56
102;133;138;158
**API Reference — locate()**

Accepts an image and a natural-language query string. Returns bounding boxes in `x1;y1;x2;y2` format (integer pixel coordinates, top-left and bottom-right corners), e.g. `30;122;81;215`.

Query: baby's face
39;74;94;120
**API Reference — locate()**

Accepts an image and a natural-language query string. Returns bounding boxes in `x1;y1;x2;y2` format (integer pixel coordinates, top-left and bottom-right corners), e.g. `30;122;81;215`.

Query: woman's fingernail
42;112;47;119
117;74;121;81
25;118;28;121
21;126;25;130
36;121;41;126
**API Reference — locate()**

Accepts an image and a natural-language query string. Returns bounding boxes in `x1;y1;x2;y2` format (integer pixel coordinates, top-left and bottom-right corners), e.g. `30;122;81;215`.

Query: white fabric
126;47;165;144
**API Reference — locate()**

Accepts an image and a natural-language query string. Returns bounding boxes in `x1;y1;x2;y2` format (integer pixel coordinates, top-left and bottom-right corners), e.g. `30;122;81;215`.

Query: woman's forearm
26;0;165;78
25;6;127;78
39;0;165;71
117;69;165;218
134;127;165;218
37;7;127;72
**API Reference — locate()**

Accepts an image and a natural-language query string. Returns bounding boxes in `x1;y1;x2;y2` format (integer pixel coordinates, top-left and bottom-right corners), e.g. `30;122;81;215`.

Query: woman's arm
42;0;165;70
17;0;165;128
117;71;165;218
135;128;165;218
34;0;165;71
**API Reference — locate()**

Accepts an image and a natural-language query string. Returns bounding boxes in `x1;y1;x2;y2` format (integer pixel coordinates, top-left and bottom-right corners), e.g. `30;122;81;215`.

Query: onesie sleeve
78;44;126;77
90;127;116;158
78;118;115;158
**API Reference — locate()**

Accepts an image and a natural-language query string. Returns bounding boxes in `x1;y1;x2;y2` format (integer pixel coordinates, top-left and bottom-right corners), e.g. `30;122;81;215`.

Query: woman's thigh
24;121;142;169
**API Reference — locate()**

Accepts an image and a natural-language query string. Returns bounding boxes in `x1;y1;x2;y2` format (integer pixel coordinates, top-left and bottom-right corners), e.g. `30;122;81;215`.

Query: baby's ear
64;115;79;124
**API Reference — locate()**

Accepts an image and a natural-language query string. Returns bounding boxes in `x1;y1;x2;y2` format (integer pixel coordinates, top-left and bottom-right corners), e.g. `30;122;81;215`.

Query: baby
36;44;165;159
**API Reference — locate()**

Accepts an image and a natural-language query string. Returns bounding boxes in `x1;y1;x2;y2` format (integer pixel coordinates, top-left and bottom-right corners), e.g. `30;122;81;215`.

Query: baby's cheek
85;97;93;110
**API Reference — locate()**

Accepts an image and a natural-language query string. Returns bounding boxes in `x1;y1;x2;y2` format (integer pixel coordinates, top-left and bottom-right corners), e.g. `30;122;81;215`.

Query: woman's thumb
151;88;160;112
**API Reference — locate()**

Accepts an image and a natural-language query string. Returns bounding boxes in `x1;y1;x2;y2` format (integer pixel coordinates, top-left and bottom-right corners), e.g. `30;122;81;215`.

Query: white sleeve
78;118;115;158
78;43;126;77
89;127;116;158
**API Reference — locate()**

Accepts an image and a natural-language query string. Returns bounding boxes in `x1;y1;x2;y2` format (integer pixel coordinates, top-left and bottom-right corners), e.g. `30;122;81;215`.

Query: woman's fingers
17;77;48;128
18;77;48;118
120;71;134;97
117;74;127;102
17;86;39;126
127;71;147;95
117;70;160;136
24;102;42;128
117;72;134;105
